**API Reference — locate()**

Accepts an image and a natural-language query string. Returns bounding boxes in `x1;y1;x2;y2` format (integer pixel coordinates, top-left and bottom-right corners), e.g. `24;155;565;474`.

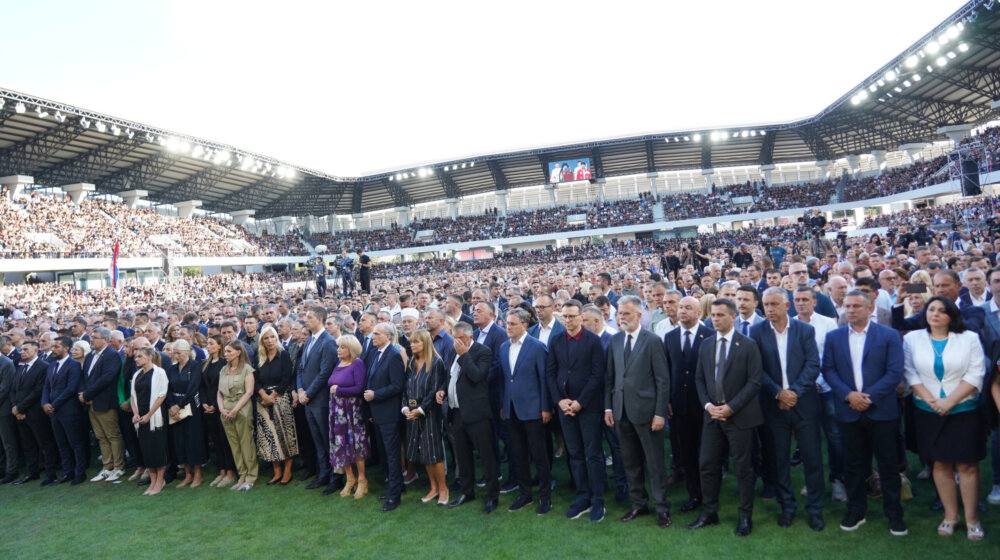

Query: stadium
2;1;1000;558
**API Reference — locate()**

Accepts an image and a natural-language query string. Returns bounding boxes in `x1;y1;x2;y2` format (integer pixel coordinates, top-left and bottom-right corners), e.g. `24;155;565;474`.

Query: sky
0;0;970;177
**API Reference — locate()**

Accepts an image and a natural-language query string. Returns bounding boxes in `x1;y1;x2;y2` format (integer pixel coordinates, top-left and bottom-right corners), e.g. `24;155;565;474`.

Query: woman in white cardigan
903;296;986;541
130;347;169;496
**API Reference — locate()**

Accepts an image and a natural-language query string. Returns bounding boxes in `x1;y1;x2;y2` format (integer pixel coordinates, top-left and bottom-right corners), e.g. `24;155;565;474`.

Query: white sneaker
90;470;109;482
832;480;847;502
988;484;1000;505
105;469;124;482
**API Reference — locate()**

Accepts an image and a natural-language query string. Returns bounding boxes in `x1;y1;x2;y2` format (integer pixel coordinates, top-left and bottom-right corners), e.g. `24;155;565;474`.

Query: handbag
169;403;193;425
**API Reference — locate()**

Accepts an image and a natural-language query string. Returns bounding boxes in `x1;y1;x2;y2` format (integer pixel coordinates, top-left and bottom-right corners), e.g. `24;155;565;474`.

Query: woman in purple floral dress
327;334;369;498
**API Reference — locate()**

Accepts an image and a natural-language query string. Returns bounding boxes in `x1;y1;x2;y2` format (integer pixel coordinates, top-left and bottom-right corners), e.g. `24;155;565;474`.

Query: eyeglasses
562;314;580;319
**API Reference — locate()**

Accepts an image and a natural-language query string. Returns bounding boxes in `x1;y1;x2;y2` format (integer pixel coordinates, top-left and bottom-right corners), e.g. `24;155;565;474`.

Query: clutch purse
407;399;418;408
169;404;193;425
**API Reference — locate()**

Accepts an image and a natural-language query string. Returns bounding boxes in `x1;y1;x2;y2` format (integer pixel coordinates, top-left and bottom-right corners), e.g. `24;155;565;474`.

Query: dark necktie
683;330;692;356
624;334;633;365
302;336;315;362
715;337;728;404
741;320;749;336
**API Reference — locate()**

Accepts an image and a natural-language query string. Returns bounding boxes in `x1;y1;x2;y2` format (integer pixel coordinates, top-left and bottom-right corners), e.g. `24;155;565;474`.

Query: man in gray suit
604;295;672;529
689;298;764;537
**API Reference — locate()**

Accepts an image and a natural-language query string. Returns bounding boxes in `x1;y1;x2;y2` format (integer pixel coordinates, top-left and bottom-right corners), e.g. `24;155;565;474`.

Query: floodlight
946;25;959;39
692;134;701;142
925;42;940;54
14;102;26;113
35;106;49;118
958;43;969;52
54;111;66;123
884;70;896;82
936;56;947;67
904;55;919;68
95;121;107;133
912;73;921;81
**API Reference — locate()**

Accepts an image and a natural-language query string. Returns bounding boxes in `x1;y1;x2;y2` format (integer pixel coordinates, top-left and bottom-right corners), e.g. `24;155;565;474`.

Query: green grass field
2;452;998;559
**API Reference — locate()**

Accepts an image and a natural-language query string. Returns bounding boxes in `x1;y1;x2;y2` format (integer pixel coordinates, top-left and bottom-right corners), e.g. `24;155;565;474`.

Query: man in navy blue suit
664;296;714;513
80;327;125;482
42;336;87;485
823;290;907;537
499;308;552;515
296;306;341;493
750;288;824;531
473;301;514;492
528;295;566;347
364;322;406;512
546;300;606;522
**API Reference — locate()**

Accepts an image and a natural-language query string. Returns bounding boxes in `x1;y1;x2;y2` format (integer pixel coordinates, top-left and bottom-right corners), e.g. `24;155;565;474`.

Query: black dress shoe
536;497;552;515
680;498;702;513
71;476;85;486
0;473;18;484
808;514;825;531
657;512;672;528
760;485;776;499
778;511;794;528
483;498;498;514
686;513;720;529
321;483;339;496
136;478;151;487
305;477;328;490
620;506;649;522
40;477;58;487
13;474;40;485
298;471;317;482
735;517;753;537
508;495;533;512
56;475;74;484
380;500;399;513
448;494;474;508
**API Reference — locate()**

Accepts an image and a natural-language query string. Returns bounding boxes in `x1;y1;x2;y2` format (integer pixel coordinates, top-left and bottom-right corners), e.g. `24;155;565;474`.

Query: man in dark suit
1;335;20;366
892;269;984;334
596;272;621;308
750;288;825;531
838;278;892;327
689;298;763;537
295;306;341;493
0;352;19;484
499;309;553;515
11;341;59;486
546;300;606;522
41;336;87;485
824;290;907;536
80;327;125;482
605;295;672;528
364;322;406;512
438;321;499;514
473;301;515;493
664;296;714;513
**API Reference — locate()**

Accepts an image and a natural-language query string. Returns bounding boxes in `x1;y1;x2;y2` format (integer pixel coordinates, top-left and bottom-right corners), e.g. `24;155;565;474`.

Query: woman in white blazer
903;296;986;541
130;347;169;496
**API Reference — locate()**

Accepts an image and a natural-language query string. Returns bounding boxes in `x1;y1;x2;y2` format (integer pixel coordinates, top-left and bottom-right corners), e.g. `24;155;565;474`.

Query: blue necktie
741;320;749;336
302;336;315;362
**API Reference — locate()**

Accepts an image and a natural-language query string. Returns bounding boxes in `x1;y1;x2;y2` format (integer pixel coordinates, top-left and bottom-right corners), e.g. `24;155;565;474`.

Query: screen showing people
548;158;592;184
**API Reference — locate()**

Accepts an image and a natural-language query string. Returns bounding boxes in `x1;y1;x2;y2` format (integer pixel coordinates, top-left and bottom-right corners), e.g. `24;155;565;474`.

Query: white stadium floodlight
95;121;107;133
936;56;947;67
925;41;940;54
15;102;26;113
192;145;205;158
912;73;921;81
947;51;956;59
54;111;66;123
884;70;896;82
947;25;960;39
35;106;49;118
213;151;231;165
692;134;701;142
958;42;969;52
905;55;919;68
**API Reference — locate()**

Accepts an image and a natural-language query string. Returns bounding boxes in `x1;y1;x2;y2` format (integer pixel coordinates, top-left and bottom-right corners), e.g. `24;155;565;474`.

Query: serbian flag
108;239;120;291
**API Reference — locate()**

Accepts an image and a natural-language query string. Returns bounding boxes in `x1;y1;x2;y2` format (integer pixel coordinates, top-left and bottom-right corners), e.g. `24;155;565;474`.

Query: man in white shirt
876;269;899;310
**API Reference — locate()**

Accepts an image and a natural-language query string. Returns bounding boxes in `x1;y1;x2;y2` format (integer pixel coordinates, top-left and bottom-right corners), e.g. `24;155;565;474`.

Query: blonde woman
71;340;91;366
217;341;257;491
699;293;716;321
327;334;369;498
904;270;933;318
254;325;298;486
403;329;448;505
130;347;169;496
166;339;205;488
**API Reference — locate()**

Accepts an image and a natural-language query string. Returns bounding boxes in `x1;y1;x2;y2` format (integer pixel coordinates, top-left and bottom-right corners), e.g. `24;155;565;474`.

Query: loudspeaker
960;159;981;196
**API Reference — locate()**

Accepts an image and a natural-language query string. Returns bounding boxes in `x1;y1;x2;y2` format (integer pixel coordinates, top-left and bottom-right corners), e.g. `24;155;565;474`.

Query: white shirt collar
511;333;527;345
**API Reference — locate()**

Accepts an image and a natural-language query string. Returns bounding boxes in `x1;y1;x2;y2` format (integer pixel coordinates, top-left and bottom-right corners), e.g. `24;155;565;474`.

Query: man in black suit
80;327;125;482
749;288;825;531
1;335;20;366
11;341;59;486
892;269;984;333
664;296;714;513
0;352;19;484
473;301;515;492
364;322;406;512
689;298;764;537
438;321;499;513
546;300;607;522
605;295;672;529
41;336;87;485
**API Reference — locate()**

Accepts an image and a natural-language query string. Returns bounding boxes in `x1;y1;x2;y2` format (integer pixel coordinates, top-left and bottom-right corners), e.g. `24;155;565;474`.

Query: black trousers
51;413;87;478
840;416;903;520
17;412;58;478
293;404;316;474
672;408;703;501
508;407;551;500
316;276;327;299
374;420;403;502
771;406;824;515
448;408;498;500
700;418;754;519
360;271;371;294
119;408;142;468
617;411;670;513
0;414;20;475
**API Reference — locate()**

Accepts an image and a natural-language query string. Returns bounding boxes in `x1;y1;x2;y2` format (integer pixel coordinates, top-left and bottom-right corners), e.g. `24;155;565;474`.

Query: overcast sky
0;1;968;176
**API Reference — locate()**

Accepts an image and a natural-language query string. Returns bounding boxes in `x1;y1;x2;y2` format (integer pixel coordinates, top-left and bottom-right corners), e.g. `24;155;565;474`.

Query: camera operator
808;208;828;231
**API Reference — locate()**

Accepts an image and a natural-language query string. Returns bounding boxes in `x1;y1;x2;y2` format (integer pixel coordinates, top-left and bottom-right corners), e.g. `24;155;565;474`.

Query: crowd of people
2;188;1000;543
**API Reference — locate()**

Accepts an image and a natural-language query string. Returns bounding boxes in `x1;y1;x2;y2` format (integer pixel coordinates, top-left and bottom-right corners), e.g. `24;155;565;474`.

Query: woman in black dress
201;335;237;487
402;329;447;505
166;339;205;488
254;326;298;485
130;347;169;496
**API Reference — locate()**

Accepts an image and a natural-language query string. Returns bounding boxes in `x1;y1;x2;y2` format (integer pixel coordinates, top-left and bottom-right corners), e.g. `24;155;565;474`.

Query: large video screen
548;158;592;184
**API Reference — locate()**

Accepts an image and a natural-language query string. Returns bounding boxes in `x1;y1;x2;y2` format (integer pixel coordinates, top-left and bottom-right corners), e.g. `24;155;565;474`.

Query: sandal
967;521;984;541
937;518;959;536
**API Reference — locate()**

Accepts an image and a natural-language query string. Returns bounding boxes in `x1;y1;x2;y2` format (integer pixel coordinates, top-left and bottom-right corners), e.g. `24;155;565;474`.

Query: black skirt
137;421;168;469
168;408;207;466
913;406;986;464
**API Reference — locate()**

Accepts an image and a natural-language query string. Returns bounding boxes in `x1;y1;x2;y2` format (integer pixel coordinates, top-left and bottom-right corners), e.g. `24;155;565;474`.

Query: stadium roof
0;1;998;219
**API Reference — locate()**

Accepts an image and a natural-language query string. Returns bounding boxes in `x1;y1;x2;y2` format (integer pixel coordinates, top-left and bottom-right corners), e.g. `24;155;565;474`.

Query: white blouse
130;365;169;431
903;330;985;404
